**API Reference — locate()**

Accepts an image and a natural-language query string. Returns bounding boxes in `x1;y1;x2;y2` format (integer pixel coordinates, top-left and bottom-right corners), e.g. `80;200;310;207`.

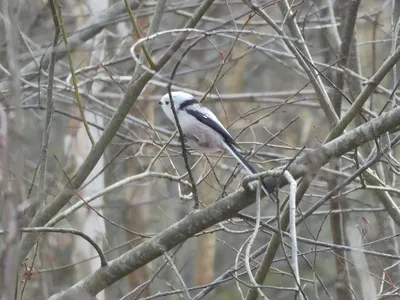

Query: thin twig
244;182;269;299
163;252;192;299
37;0;59;204
167;88;200;208
55;0;94;144
123;0;156;69
5;227;107;267
46;170;191;227
284;171;303;300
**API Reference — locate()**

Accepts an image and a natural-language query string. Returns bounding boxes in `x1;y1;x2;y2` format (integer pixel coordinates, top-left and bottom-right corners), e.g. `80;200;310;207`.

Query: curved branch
19;227;107;267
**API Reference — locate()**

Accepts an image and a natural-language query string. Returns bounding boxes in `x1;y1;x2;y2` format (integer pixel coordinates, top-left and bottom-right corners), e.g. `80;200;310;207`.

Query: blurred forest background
1;0;400;299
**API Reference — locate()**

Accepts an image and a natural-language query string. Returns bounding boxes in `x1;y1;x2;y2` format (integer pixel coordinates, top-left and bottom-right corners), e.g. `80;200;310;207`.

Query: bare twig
55;0;94;144
284;171;302;300
244;182;268;299
167;88;200;208
2;227;107;267
163;252;192;300
37;0;59;204
123;0;156;69
46;171;191;227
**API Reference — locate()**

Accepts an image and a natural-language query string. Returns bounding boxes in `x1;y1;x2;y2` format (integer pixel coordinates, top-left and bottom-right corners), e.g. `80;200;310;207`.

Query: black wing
185;108;240;148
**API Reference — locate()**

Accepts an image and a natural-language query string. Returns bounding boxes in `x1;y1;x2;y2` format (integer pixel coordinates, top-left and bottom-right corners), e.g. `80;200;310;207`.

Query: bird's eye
165;101;169;105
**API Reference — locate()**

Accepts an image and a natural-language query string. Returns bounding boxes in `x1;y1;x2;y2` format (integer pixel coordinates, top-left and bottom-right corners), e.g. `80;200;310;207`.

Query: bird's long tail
222;142;276;203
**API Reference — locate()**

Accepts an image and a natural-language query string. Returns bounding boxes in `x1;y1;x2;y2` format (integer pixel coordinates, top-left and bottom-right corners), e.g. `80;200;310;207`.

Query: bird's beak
158;101;161;105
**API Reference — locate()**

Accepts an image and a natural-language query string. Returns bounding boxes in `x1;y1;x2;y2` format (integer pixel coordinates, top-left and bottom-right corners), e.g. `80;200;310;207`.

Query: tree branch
6;227;107;267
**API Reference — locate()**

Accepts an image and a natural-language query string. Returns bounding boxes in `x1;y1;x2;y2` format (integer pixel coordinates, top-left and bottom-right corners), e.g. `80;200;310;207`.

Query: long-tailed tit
159;91;274;199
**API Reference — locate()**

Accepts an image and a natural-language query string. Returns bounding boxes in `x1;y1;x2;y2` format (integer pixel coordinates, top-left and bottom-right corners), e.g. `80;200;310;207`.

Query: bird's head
159;91;197;121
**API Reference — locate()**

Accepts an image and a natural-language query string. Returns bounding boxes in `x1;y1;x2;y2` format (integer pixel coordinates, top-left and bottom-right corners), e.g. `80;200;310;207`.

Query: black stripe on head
178;99;198;111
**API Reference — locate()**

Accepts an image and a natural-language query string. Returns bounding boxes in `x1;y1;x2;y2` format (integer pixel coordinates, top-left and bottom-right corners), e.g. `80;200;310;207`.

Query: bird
158;91;275;200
